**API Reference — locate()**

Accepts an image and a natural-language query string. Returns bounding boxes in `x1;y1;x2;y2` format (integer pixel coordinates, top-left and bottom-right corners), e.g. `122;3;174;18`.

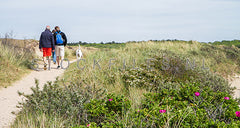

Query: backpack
56;31;64;44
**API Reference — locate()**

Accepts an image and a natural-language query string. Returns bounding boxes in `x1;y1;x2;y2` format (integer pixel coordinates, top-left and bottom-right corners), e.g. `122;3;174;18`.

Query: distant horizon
1;36;239;44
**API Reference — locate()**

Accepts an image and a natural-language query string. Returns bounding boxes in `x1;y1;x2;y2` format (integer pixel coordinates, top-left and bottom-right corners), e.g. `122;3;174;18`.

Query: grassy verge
0;39;36;88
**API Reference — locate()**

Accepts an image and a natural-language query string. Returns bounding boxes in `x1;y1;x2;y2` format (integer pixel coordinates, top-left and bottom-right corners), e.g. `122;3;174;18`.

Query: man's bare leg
60;56;64;68
56;56;60;69
43;56;47;70
47;56;51;70
56;56;59;66
43;57;47;64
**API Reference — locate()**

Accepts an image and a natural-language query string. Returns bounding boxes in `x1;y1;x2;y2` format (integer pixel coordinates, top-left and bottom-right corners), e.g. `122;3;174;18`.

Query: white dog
76;44;83;59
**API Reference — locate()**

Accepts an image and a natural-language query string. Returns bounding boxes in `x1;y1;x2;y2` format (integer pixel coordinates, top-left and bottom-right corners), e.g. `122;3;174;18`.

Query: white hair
46;25;50;30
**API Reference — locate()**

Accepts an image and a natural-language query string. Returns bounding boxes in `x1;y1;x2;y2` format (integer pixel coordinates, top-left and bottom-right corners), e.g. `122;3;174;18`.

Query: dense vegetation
210;40;240;48
13;41;240;127
68;41;126;49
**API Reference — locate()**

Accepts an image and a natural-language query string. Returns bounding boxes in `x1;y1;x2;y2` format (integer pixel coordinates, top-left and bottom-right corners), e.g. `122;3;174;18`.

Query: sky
0;0;239;43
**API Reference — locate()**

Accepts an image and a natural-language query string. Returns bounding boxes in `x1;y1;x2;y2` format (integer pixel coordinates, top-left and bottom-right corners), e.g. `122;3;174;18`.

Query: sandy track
230;75;240;99
0;61;75;128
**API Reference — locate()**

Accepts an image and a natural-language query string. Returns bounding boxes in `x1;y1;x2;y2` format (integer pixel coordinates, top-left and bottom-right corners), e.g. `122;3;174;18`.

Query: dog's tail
78;44;81;49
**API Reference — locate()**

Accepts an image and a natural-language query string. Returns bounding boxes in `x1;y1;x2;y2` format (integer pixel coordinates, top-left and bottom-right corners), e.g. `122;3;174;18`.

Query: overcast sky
0;0;239;43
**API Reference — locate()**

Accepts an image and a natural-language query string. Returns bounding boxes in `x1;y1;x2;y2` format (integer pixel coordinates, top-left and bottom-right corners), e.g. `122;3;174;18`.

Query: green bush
121;51;234;94
16;79;106;126
100;83;240;128
139;83;240;127
84;93;131;126
105;93;131;115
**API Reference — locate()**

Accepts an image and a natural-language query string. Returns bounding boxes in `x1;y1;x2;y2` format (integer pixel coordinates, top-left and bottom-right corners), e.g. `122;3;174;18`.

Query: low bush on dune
122;50;233;94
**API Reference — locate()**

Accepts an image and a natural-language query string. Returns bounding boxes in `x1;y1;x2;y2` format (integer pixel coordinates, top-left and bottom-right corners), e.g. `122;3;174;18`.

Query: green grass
210;40;240;48
65;40;240;81
12;40;240;127
68;42;126;49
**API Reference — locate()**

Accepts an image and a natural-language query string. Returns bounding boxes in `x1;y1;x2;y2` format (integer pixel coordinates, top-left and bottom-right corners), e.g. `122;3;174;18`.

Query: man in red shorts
39;25;55;70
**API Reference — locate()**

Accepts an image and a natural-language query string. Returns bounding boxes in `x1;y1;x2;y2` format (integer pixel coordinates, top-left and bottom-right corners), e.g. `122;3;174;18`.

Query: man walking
53;26;67;69
39;25;55;70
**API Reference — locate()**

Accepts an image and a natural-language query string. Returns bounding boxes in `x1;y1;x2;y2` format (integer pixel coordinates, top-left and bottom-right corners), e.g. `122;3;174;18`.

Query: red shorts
42;48;52;57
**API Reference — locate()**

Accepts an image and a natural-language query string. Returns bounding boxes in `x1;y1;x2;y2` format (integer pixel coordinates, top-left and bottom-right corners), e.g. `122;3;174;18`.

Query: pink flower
194;92;200;97
236;111;240;117
108;99;113;101
137;110;140;112
87;124;91;127
159;109;166;113
224;97;230;100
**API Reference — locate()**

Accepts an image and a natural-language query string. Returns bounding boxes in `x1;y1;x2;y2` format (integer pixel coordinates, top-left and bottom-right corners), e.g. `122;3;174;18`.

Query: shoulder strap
55;31;62;34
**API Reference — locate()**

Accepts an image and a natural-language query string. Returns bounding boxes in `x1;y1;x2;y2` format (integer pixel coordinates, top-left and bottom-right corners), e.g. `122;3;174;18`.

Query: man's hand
40;48;42;52
52;50;55;52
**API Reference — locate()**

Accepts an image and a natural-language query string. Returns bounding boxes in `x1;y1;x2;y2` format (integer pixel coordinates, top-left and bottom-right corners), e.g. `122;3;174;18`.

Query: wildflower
194;92;200;97
236;111;240;117
108;99;113;101
224;97;230;100
137;110;140;112
87;124;91;127
159;109;166;113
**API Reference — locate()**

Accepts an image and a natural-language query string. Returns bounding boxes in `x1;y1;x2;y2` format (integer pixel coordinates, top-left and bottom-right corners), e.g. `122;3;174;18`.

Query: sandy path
230;75;240;99
0;61;76;128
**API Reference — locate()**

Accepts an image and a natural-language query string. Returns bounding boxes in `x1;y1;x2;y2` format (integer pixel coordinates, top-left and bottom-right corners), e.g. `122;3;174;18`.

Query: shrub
138;83;240;127
99;83;240;128
84;93;131;126
16;79;106;126
121;51;234;94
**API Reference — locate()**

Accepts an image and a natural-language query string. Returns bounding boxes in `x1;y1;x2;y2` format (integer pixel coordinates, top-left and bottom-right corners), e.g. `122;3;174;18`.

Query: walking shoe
57;66;60;69
44;63;47;70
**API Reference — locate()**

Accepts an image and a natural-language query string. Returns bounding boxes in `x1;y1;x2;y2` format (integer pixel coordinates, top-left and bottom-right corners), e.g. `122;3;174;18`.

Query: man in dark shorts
39;25;55;70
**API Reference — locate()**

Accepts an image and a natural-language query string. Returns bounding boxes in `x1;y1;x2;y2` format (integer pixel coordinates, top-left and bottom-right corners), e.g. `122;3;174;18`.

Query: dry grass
12;112;67;128
0;39;36;88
